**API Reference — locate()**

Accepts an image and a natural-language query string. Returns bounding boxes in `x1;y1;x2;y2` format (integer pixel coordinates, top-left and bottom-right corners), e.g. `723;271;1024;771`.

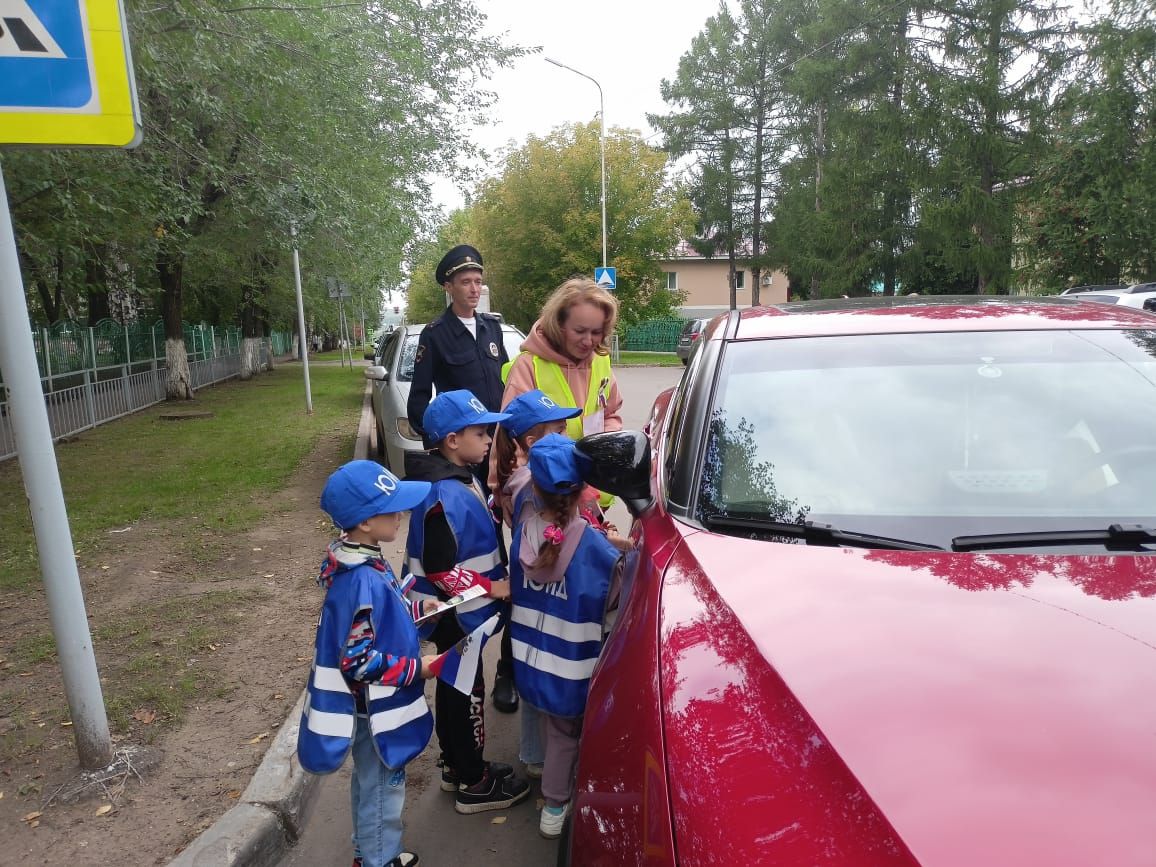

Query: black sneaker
441;760;513;793
454;770;530;815
385;854;419;867
492;672;519;713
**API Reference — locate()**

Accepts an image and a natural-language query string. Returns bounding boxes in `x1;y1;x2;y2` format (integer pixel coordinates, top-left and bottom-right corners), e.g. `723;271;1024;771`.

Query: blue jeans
520;700;545;765
350;714;406;867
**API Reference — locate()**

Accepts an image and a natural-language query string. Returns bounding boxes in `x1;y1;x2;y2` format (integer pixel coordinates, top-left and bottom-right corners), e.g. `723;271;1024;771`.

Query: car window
502;327;526;360
697;329;1156;549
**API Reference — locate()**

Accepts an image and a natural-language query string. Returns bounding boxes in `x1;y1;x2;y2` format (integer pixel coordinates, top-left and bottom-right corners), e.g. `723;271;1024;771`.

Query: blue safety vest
405;477;506;636
509;504;620;719
297;563;432;773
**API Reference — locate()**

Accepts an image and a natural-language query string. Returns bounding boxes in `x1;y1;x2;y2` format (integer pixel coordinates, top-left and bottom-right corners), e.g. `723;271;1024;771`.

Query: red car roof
728;296;1156;340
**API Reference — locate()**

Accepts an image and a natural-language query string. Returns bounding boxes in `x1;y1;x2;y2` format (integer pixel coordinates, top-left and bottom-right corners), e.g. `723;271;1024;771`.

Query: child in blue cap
402;389;531;814
298;460;436;867
507;433;625;839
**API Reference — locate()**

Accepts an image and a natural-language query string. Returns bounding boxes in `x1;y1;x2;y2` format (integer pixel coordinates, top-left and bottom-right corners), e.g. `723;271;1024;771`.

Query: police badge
488;341;499;358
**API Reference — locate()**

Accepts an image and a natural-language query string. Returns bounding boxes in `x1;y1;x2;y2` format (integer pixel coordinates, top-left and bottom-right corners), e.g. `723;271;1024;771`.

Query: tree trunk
239;284;261;380
158;253;193;400
84;244;111;324
750;56;768;308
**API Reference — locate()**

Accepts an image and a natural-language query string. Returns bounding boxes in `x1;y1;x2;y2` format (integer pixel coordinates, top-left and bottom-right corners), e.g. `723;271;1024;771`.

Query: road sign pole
0;165;113;770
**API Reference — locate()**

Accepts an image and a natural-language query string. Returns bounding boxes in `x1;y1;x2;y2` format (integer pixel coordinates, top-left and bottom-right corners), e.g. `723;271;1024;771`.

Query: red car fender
568;505;687;866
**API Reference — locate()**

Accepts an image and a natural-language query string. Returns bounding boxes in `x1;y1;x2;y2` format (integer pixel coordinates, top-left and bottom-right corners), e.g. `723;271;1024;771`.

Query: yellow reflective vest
503;351;615;506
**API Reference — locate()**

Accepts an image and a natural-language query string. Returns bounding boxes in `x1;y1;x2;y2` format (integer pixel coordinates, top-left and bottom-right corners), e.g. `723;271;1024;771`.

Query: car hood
661;531;1156;866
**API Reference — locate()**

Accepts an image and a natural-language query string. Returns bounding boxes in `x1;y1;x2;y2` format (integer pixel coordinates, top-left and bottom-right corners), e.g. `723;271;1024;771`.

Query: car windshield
396;328;524;382
698;329;1156;550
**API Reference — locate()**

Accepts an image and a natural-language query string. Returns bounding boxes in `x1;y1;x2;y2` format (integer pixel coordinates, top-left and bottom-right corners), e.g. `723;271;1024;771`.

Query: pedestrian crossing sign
594;266;616;290
0;0;141;147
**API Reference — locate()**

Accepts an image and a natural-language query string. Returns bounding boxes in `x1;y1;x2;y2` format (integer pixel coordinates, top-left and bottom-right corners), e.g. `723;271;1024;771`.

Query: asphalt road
281;364;684;867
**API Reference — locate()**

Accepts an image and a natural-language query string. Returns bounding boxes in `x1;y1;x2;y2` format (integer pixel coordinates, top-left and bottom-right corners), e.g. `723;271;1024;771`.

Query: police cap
436;245;484;286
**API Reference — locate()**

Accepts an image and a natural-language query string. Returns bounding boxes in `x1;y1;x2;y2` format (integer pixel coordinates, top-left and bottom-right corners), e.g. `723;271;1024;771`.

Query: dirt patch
0;430;356;866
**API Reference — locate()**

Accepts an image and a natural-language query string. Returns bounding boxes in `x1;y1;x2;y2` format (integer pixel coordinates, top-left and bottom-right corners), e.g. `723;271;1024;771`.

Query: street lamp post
545;57;607;269
289;219;314;414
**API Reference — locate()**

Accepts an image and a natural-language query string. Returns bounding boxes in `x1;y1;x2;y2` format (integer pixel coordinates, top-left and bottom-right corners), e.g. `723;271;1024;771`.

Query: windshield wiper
702;516;946;551
951;523;1156;552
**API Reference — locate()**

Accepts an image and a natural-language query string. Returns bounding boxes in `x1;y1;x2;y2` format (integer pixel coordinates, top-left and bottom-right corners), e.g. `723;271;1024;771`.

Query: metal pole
0;166;113;769
545;57;607;268
290;220;313;414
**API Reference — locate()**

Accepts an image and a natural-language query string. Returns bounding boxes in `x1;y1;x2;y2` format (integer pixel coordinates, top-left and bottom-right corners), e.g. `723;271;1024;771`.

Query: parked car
675;317;707;364
363;322;525;475
1057;283;1126;295
565;296;1156;866
1063;283;1156;312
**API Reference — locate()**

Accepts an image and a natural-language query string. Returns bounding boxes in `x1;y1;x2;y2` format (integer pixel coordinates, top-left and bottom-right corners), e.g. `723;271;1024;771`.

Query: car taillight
397;417;421;441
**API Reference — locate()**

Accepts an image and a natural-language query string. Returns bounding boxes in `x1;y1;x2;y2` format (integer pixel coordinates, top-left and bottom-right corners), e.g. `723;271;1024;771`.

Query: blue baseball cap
528;433;584;494
422;389;510;443
321;460;431;530
501;389;581;438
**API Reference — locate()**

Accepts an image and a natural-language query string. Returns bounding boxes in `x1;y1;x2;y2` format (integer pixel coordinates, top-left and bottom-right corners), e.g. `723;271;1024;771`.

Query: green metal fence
0;320;292;385
620;318;684;353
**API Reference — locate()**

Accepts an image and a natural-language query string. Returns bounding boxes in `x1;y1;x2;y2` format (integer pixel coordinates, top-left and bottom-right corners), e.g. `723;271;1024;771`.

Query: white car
363;322;526;476
1064;282;1156;312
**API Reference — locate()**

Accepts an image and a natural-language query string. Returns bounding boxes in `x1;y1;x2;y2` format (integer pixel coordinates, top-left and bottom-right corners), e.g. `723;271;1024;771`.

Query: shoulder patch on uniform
415;344;426;365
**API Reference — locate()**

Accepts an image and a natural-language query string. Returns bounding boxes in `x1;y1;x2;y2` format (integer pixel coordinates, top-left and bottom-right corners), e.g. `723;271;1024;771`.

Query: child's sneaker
454;769;530;814
539;802;570;838
385;854;419;867
525;761;544;779
441;760;513;793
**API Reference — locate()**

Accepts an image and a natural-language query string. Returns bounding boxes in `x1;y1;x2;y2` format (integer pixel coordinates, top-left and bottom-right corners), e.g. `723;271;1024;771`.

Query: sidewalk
166;380;375;867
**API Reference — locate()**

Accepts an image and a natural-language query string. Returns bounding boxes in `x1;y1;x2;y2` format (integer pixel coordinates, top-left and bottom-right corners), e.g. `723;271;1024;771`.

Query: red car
569;297;1156;866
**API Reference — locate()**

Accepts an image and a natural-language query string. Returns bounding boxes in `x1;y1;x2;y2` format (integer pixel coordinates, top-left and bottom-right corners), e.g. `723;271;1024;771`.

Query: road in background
282;364;683;867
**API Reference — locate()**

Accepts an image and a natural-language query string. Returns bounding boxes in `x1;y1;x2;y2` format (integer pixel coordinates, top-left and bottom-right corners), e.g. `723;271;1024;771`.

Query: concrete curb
167;691;319;867
166;381;375;867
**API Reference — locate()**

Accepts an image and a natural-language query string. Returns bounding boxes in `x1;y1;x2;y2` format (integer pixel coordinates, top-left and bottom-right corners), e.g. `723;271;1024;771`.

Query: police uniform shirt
407;306;509;434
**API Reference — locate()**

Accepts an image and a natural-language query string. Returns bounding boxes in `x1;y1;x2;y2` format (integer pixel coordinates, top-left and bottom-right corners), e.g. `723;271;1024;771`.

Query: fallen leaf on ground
263;573;274;578
61;721;73;727
246;732;270;744
28;819;39;829
226;790;241;799
490;816;507;824
252;547;262;552
272;693;284;700
208;644;218;651
22;811;41;822
132;709;157;724
95;805;112;816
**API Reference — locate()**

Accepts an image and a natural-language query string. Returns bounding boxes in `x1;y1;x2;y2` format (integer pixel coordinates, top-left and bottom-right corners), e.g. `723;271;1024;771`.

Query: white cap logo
538;395;557;409
468;397;486;414
374;471;399;494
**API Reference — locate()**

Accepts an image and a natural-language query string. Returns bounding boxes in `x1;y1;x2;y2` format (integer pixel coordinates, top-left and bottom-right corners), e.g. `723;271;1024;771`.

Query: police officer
407;244;508;434
406;245;521;713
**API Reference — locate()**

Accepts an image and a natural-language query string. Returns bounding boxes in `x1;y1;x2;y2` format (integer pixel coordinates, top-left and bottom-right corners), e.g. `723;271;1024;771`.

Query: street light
545;57;607;269
289;219;314;414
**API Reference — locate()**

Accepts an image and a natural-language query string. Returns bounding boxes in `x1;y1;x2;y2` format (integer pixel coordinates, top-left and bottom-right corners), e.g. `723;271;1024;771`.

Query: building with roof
658;240;789;318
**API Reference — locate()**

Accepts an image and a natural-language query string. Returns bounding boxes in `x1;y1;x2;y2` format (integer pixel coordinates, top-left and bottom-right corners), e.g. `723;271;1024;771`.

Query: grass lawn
0;364;362;591
616;351;683;367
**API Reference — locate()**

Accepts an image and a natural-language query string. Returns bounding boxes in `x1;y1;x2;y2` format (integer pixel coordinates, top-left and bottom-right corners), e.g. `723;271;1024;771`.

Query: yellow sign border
1;0;141;148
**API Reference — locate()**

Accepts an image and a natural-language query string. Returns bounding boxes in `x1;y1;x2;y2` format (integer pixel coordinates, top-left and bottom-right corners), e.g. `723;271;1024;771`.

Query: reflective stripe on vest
297;564;432;774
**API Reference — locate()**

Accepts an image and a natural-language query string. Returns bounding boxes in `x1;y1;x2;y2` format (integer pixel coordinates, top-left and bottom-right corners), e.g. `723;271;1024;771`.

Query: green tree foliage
1018;1;1156;287
467;122;694;330
658;0;1151;298
3;0;521;394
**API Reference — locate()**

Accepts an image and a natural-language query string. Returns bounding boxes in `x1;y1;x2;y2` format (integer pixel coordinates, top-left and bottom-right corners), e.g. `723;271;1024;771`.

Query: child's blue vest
509;504;620;719
405;478;505;636
297;564;432;773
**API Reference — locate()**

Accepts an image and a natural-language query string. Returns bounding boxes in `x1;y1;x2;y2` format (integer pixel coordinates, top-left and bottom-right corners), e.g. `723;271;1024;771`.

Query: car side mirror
364;365;389;382
575;430;653;517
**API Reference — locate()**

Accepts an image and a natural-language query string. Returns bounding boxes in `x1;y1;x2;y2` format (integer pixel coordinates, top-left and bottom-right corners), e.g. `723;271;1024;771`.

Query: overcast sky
430;0;723;211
